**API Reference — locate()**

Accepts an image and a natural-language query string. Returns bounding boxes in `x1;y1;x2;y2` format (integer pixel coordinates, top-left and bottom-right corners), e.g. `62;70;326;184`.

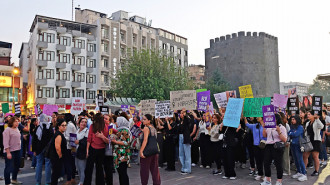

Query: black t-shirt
307;123;314;142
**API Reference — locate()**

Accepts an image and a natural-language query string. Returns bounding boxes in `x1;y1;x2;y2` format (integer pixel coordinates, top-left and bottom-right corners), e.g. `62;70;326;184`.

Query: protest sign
239;85;254;98
273;94;288;108
312;96;322;115
226;90;237;101
14;104;21;115
302;96;312;109
121;105;129;113
27;135;33;156
71;97;85;115
97;94;103;106
170;90;197;110
223;98;244;128
130;125;142;137
108;125;113;135
197;90;210;111
42;104;58;116
243;97;271;117
287;97;299;116
141;99;157;116
288;88;297;98
155;100;173;118
205;111;212;127
214;92;227;108
262;105;276;128
209;102;215;115
196;89;207;93
69;133;77;148
129;105;137;116
100;106;110;115
35;104;42;115
1;103;9;113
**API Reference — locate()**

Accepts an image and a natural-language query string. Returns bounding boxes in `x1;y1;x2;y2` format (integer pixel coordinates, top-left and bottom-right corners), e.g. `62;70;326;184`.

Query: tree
202;70;231;109
110;49;194;101
308;78;330;102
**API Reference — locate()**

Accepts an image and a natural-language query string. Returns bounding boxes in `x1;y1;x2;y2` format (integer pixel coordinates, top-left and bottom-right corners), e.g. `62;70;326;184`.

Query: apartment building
23;15;98;107
188;64;205;88
280;82;310;97
75;8;188;95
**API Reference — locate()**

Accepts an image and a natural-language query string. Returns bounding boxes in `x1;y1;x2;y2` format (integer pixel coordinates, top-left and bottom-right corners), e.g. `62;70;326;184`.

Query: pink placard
273;93;288;108
43;104;58;116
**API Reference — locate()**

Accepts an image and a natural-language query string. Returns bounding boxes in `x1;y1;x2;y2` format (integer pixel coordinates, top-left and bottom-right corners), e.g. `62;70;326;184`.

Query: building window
73;89;84;98
87;59;96;68
38;69;43;79
39;32;55;43
101;74;109;85
43;87;54;98
73;56;85;65
120;32;126;43
103;58;109;68
59;53;70;63
162;43;167;50
177;48;181;54
45;69;54;79
38;51;55;61
58;36;71;46
74;73;85;82
87;43;96;52
59;88;70;98
37;88;42;98
74;39;85;49
101;27;109;39
86;91;96;99
62;71;70;81
170;46;174;52
142;37;146;47
184;50;188;56
102;41;109;52
87;75;96;83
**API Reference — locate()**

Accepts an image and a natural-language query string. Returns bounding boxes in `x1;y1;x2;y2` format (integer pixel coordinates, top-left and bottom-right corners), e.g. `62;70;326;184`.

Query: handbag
142;127;160;157
271;130;285;151
76;137;88;159
299;135;313;152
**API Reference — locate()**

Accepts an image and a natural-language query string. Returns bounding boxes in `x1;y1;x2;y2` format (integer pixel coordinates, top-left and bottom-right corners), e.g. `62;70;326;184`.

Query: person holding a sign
194;113;211;169
208;114;223;175
302;111;324;177
163;116;177;171
261;114;287;185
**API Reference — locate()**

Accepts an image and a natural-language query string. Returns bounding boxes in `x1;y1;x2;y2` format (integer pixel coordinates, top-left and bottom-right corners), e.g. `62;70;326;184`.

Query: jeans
75;158;86;185
36;151;52;184
4;150;20;185
291;144;306;175
179;134;191;173
31;155;37;167
319;141;328;161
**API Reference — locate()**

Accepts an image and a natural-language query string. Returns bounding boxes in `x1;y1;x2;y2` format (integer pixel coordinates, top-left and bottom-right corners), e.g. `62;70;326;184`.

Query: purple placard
263;105;276;128
130;125;142;137
5;113;15;117
28;135;33;156
69;133;77;147
43;104;58;116
121;105;129;113
273;94;288;108
197;90;210;111
129;105;137;116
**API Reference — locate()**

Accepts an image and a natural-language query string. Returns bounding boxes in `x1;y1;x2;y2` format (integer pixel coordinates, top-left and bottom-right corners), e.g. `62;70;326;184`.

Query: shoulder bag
142;127;160;157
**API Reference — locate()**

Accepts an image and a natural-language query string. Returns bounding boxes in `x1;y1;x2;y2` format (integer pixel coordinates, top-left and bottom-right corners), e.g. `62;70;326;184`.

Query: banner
288;88;297;98
170;90;197;110
42;104;58;116
71;97;85;115
155;100;173;118
223;98;244;128
14;104;21;115
130;125;142;137
100;106;110;115
287;97;299;116
312;96;322;115
243;97;271;117
121;105;129;113
1;103;9;113
273;94;288;108
262;105;276;128
141;99;157;116
197;90;210;111
97;94;103;107
239;84;254;98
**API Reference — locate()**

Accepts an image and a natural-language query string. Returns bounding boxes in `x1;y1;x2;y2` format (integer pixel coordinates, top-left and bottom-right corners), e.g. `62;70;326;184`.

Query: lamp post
12;68;19;113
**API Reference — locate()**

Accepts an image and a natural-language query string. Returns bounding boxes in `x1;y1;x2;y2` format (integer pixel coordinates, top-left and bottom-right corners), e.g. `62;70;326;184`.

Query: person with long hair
3;116;22;185
140;114;161;185
288;115;307;181
208;113;223;175
302;111;324;176
164;116;177;171
103;114;114;185
261;114;287;185
84;113;109;185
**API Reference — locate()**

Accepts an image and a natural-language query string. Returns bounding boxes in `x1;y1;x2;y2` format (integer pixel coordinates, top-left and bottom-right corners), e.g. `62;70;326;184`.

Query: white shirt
76;127;89;149
64;121;78;149
198;120;209;135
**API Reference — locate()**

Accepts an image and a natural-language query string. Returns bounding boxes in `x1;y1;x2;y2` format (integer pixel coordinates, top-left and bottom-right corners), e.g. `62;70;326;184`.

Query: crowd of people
0;104;329;185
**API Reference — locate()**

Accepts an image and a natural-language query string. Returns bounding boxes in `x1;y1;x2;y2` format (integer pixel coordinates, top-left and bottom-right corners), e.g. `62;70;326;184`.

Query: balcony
37;22;49;30
120;53;127;60
36;79;47;85
56;44;66;51
55;62;66;69
36;60;48;67
37;41;48;49
86;83;93;89
55;80;66;86
121;39;126;45
86;67;94;73
36;98;47;104
56;27;67;34
86;34;95;41
87;51;94;57
71;64;81;71
71;81;81;88
86;99;94;104
72;30;81;37
55;99;65;104
71;48;81;54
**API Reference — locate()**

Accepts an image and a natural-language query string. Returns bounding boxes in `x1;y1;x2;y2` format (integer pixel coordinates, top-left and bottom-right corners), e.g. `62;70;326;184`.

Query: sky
1;0;330;84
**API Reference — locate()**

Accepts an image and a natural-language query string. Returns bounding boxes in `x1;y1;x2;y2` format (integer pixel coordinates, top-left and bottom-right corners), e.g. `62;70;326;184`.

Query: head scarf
36;114;51;140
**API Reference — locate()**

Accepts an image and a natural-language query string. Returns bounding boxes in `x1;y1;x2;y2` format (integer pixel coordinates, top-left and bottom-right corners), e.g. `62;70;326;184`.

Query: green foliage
308;78;330;102
110;49;194;101
202;70;231;109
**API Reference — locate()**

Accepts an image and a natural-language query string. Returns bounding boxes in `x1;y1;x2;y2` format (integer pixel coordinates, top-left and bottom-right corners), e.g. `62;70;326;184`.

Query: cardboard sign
239;84;254;98
223;98;244;128
100;106;110;115
42;104;58;116
97;94;104;106
205;111;212;127
243;97;271;117
312;96;323;115
1;103;9;113
141;99;157;116
121;105;129;113
197;90;210;111
288;88;297;98
170;90;197;110
14;104;21;115
71;98;85;115
155;100;174;118
262;105;276;128
129;105;137;116
130;125;142;137
273;94;288;108
214;92;227;108
287;97;299;116
69;133;77;148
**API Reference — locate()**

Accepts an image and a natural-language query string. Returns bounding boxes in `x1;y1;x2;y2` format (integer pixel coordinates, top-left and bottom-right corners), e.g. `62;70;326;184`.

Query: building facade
280;82;310;97
205;31;279;97
188;64;205;88
75;8;188;95
22;15;98;109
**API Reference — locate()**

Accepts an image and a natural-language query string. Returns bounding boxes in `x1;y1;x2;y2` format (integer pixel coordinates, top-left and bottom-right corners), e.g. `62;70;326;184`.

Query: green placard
196;89;207;93
2;103;9;113
243;97;271;117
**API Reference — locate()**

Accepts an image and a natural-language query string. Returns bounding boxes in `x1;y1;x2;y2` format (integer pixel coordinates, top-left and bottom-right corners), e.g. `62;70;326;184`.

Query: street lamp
12;68;19;113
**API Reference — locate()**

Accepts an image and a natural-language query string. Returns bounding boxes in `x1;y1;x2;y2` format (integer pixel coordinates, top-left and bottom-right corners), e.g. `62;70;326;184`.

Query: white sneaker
298;174;307;181
292;172;302;179
283;172;289;176
191;163;196;167
206;166;210;169
260;180;271;185
222;176;228;179
200;165;203;168
255;175;263;181
322;161;327;166
229;177;237;180
275;181;282;185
